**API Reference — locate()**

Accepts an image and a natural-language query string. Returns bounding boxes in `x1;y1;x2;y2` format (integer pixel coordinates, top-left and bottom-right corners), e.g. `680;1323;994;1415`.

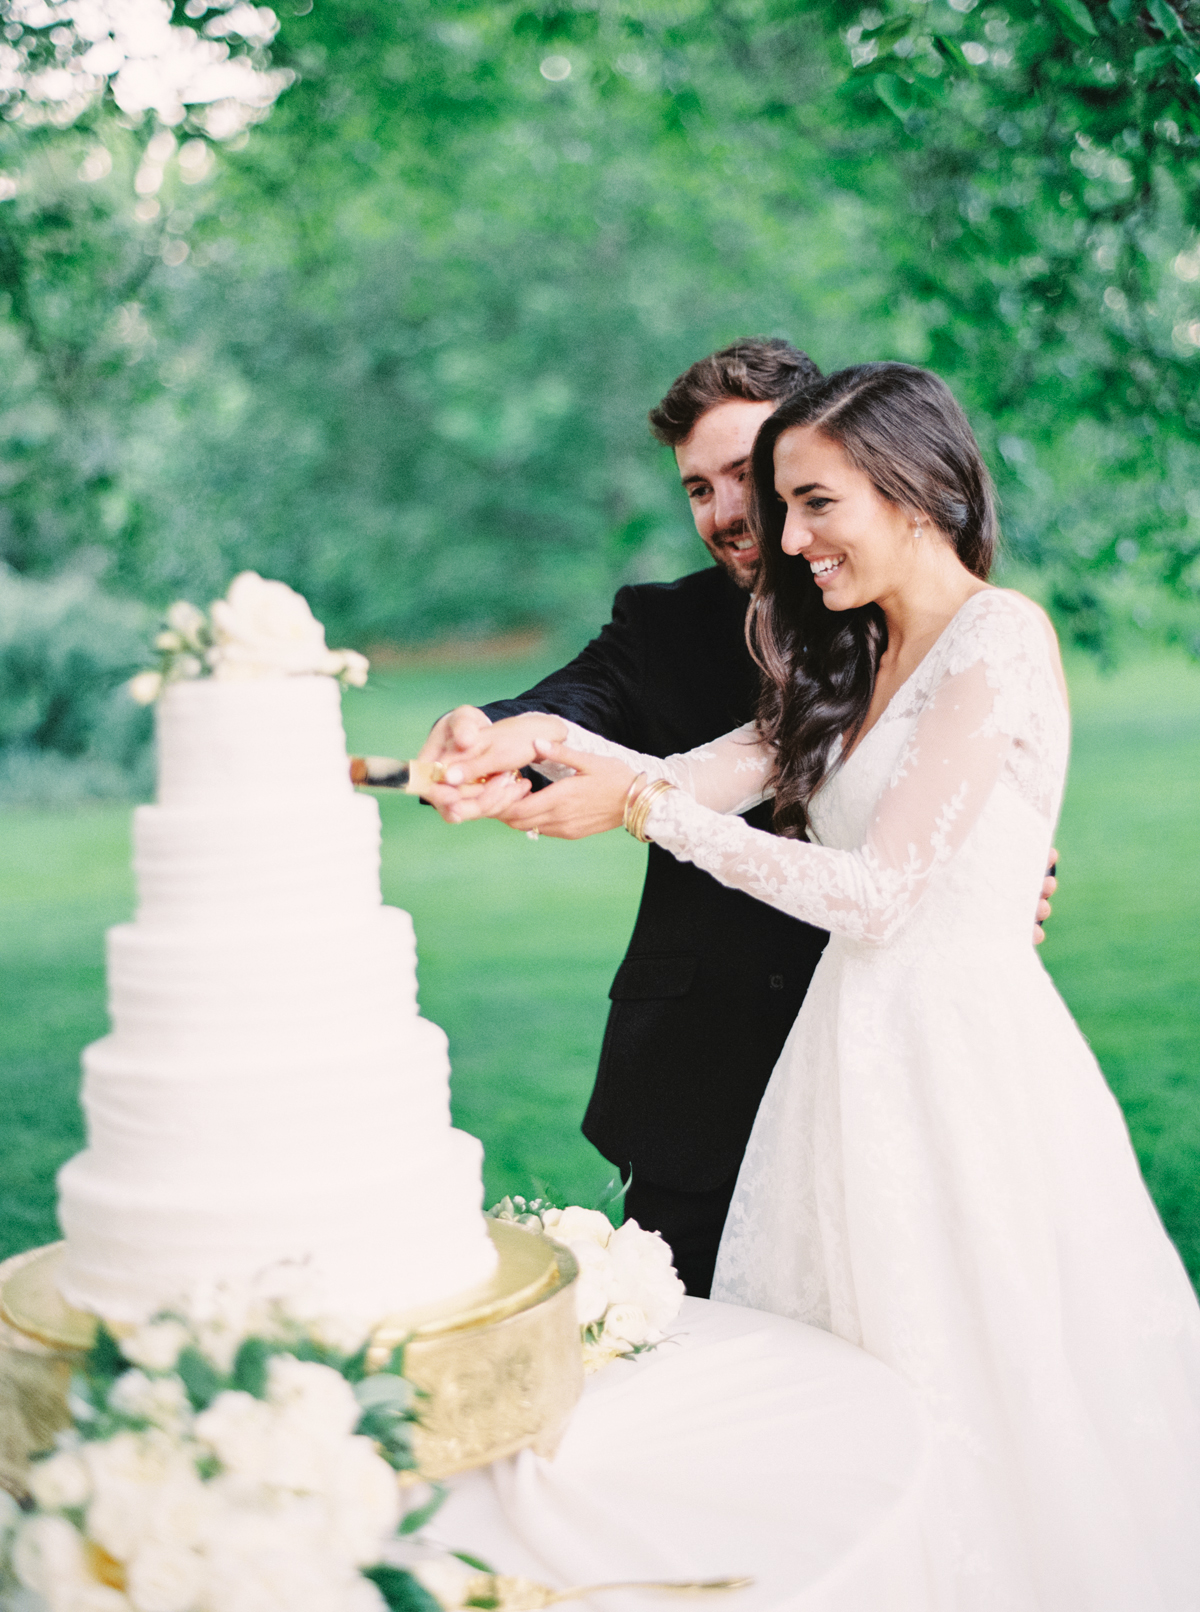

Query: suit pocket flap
609;955;697;1001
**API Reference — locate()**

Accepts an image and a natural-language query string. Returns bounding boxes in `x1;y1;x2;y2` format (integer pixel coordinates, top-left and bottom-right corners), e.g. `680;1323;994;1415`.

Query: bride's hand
494;740;637;839
441;712;569;785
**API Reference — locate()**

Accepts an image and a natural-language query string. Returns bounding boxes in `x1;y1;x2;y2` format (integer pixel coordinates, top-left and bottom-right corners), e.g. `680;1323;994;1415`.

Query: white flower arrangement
128;573;369;704
487;1198;685;1374
0;1299;452;1612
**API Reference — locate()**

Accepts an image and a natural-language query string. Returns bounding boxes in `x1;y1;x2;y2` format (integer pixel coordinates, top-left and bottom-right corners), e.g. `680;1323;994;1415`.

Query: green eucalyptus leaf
452;1553;498;1575
86;1325;125;1386
231;1337;273;1399
176;1346;225;1412
342;1342;372;1383
362;1566;444;1612
398;1484;448;1536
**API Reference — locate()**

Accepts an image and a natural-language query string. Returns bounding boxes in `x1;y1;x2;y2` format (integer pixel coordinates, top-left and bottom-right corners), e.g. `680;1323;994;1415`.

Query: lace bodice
560;589;1068;947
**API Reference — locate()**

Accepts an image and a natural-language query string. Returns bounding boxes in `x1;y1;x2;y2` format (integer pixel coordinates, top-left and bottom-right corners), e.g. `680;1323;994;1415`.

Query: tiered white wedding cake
55;577;498;1327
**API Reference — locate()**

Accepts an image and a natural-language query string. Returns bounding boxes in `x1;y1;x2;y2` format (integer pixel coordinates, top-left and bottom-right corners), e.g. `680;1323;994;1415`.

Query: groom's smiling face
675;399;777;590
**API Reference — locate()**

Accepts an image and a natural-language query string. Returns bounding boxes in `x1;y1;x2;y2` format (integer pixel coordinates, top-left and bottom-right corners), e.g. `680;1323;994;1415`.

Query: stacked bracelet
623;776;676;843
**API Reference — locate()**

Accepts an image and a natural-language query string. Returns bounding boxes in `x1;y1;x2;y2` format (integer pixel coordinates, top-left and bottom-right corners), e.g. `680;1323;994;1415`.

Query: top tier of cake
156;675;353;807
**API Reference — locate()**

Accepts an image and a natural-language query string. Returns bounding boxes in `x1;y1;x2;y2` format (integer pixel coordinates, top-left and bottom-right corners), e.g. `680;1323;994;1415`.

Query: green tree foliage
0;0;1198;663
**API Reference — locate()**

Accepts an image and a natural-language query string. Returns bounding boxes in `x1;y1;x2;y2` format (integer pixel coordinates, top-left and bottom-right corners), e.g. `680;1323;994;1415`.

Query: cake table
433;1298;945;1612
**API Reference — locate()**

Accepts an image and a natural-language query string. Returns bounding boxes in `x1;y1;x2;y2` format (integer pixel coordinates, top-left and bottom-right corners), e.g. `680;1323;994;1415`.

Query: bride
434;363;1200;1606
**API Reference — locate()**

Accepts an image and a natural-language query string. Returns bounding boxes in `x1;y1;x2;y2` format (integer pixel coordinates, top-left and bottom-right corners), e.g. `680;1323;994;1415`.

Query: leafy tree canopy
1;0;1198;656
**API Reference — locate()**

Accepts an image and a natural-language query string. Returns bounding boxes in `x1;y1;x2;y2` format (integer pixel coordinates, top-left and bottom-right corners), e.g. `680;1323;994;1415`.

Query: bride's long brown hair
748;364;998;838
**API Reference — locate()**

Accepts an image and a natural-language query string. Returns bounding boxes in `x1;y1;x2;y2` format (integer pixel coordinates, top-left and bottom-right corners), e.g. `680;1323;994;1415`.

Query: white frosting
57;673;498;1325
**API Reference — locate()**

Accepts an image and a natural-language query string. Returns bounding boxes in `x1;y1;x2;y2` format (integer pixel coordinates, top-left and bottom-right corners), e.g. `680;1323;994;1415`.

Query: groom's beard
705;520;760;591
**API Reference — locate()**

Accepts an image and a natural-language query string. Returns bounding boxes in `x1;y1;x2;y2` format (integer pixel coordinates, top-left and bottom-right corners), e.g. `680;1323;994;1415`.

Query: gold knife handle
349;757;440;793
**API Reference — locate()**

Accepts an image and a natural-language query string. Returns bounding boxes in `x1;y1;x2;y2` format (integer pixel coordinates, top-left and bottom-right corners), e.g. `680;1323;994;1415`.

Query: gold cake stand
0;1220;582;1497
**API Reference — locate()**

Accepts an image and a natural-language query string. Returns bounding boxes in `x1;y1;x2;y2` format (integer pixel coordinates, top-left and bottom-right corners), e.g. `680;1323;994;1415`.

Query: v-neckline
839;586;994;767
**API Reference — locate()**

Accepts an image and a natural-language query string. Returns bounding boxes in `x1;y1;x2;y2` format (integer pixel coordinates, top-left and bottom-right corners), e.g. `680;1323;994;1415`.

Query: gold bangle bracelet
621;773;646;834
624;777;676;843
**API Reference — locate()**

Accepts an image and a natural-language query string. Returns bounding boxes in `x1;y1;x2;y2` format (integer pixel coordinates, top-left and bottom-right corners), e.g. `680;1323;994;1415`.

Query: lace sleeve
540;719;774;817
640;592;1067;945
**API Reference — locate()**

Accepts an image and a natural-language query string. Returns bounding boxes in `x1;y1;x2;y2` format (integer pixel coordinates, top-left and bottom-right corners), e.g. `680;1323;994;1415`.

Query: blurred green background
0;2;1197;1273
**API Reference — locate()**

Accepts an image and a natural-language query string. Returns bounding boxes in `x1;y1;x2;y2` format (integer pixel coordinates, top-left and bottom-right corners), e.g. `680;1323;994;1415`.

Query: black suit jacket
483;566;828;1192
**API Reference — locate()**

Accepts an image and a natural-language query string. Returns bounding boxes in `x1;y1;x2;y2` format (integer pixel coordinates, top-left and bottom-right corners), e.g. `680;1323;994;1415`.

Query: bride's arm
550;719;772;816
440;713;774;824
636;599;1066;943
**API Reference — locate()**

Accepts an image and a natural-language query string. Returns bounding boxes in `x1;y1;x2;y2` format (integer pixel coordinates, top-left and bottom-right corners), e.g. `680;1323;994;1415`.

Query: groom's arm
416;586;649;827
479;585;646;747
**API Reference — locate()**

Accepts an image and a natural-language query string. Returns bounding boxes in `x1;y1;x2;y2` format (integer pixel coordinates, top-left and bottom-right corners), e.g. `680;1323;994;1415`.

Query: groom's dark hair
648;338;823;447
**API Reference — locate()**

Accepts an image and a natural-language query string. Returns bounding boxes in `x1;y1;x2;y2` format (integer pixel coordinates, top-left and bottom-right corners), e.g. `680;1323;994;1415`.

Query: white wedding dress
555;588;1200;1609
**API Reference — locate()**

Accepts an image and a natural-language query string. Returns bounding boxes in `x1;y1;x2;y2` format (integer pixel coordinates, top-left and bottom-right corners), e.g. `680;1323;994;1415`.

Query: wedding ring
526;829;540;841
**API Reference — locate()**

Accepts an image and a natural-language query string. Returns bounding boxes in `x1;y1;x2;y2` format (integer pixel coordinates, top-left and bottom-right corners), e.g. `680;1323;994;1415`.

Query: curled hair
749;363;998;837
648;338;822;446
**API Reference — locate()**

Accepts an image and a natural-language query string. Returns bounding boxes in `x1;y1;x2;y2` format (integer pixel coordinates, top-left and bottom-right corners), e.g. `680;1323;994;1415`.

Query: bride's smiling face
774;426;918;611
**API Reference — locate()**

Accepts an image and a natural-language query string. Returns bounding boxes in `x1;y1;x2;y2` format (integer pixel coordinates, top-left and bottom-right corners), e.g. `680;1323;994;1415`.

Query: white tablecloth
435;1298;944;1612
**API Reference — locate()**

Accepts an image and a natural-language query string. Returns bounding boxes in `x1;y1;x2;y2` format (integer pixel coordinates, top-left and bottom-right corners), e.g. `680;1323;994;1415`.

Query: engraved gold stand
0;1219;582;1497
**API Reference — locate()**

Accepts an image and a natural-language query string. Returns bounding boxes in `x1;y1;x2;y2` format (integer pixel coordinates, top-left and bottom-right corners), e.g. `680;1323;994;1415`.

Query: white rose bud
166;600;207;645
28;1449;92;1511
545;1206;613;1249
154;630;183;652
337;649;369;687
128;671;163;705
600;1301;651;1348
126;1542;203;1612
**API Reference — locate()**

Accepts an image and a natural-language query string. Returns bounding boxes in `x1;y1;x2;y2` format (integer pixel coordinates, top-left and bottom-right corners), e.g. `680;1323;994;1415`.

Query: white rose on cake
209;573;332;680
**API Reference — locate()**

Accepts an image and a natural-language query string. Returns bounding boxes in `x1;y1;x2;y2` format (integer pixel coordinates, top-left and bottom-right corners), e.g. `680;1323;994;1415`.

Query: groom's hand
417;706;526;823
1033;850;1058;945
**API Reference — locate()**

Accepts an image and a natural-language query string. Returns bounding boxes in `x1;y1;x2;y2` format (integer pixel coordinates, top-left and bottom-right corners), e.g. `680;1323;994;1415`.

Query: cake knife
349;756;442;794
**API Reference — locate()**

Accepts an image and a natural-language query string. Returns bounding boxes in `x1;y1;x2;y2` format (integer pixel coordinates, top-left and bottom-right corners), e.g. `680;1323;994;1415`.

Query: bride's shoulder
960;587;1060;652
946;588;1065;692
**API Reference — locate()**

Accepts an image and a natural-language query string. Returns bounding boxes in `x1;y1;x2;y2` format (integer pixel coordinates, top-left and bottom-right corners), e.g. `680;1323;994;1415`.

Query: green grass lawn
2;649;1198;1285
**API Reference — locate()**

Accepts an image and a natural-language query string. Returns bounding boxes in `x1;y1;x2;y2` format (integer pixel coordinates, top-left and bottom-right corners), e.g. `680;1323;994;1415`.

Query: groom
420;339;831;1296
